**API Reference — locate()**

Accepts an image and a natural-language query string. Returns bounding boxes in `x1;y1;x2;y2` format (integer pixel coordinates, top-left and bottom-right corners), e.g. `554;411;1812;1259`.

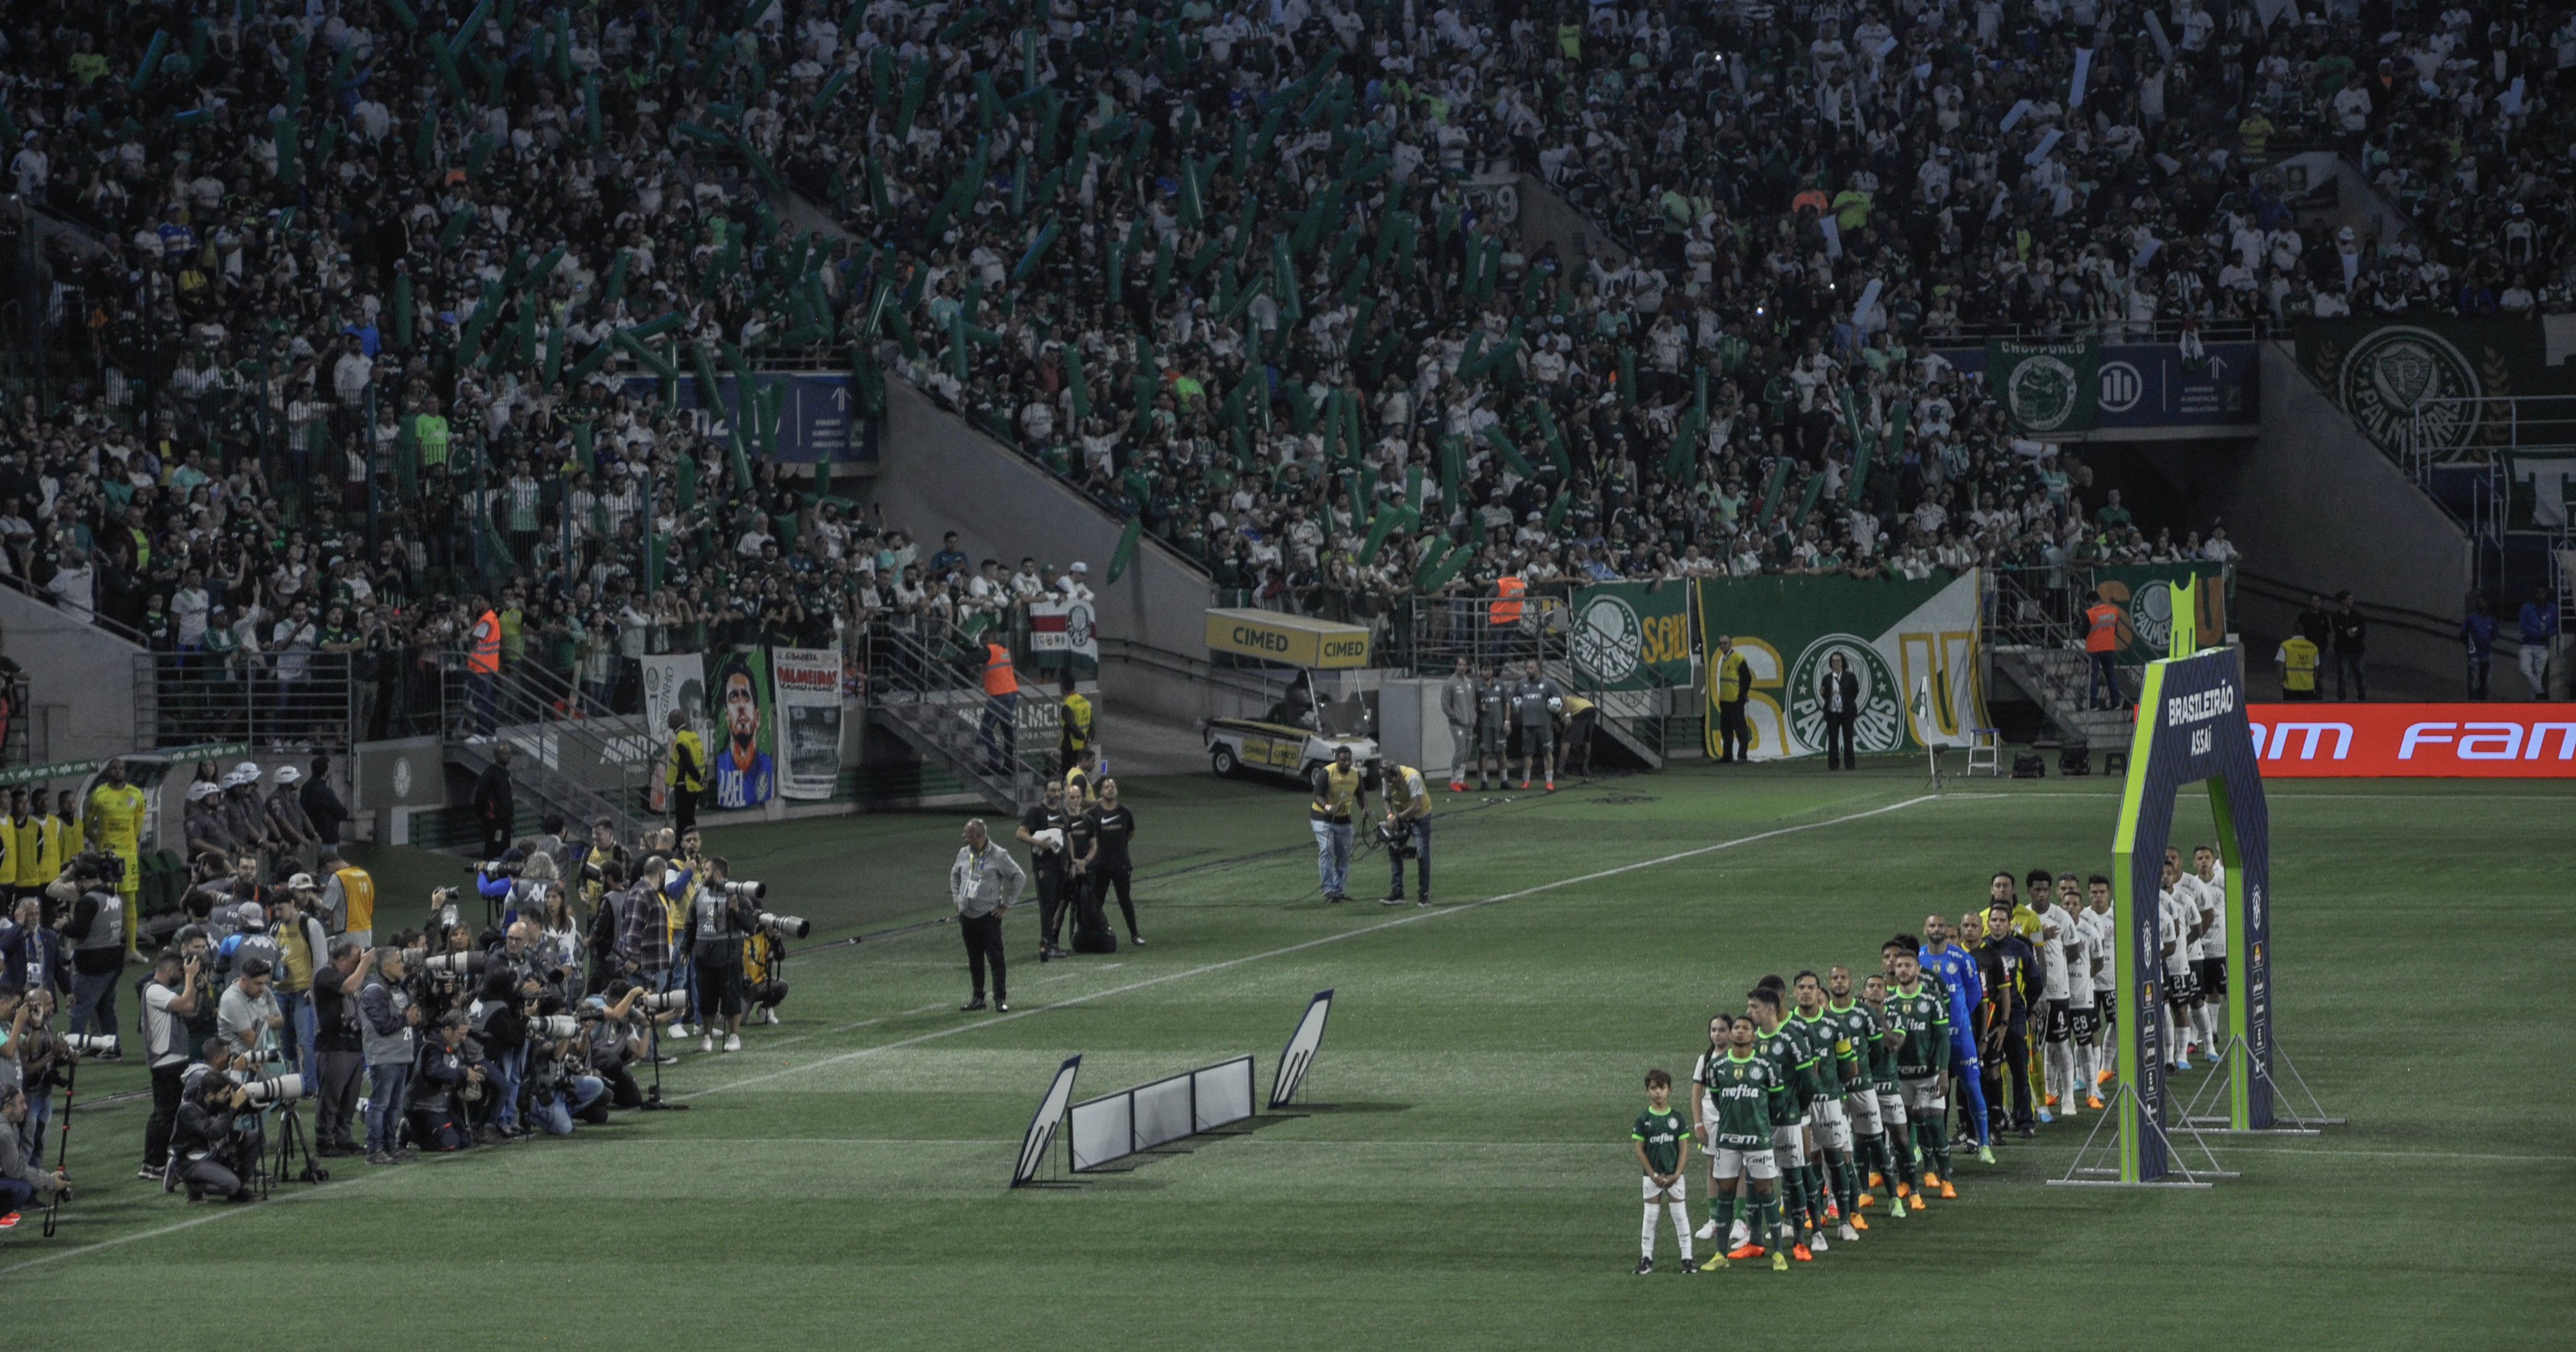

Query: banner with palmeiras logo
1987;337;2100;433
1697;571;1990;760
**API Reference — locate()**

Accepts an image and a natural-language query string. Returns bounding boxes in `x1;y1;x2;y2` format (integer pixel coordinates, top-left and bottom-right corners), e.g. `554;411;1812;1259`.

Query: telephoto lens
242;1073;309;1105
723;879;768;900
634;989;688;1014
62;1032;120;1056
425;950;488;976
758;912;812;939
533;1014;580;1040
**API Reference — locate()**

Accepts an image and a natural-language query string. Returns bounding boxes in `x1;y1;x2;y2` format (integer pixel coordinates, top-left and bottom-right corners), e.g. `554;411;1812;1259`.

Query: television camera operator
1374;760;1435;906
56;853;127;1044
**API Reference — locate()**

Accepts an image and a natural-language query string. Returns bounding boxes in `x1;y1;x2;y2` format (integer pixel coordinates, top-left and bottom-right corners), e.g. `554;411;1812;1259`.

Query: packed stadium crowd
28;0;2546;665
0;804;812;1217
1632;853;2234;1272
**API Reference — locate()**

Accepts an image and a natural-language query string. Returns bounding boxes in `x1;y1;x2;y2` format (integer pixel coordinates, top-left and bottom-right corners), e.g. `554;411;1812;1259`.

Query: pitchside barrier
2056;579;2338;1191
1068;1056;1256;1171
1010;990;1340;1187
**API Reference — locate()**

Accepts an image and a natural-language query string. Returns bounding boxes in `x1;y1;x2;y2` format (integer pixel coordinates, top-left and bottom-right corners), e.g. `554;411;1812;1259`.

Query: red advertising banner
2247;703;2576;777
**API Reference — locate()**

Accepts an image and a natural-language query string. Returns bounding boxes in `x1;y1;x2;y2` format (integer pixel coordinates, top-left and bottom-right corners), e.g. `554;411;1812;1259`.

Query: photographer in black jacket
170;1073;258;1204
682;857;756;1054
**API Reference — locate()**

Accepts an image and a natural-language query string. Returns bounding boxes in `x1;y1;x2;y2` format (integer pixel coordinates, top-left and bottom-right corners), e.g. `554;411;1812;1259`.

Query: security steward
1378;761;1433;907
979;639;1019;775
1063;745;1100;804
1063;782;1108;951
1310;744;1365;903
2083;594;2124;709
1488;570;1527;665
1713;636;1752;763
1016;778;1076;960
1082;778;1141;947
2274;630;2321;701
666;711;706;835
1058;673;1094;772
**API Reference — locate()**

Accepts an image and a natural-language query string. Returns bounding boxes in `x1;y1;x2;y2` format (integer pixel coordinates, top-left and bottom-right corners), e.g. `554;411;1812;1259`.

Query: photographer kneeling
407;1012;484;1153
170;1073;258;1204
1377;762;1435;908
522;1003;610;1135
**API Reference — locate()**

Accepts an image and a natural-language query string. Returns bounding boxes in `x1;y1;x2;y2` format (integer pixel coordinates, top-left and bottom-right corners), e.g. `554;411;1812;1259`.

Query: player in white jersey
2080;875;2117;1095
2157;849;2203;1072
2032;873;2080;1121
2079;875;2117;1093
2190;845;2229;1059
2180;847;2219;1059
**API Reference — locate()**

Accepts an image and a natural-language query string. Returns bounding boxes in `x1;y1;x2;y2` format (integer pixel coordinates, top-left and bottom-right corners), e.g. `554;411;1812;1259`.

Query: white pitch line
679;795;1943;1099
0;1147;473;1275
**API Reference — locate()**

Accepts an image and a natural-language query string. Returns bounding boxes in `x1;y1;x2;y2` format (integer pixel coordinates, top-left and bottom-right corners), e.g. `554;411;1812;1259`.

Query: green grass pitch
7;764;2569;1349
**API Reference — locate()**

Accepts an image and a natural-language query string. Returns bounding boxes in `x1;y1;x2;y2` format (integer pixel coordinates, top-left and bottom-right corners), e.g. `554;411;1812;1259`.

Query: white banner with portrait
639;654;705;812
770;646;844;801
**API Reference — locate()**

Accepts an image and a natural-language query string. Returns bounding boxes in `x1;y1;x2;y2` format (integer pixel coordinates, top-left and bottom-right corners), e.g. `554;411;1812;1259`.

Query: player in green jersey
1692;1014;1791;1273
1749;984;1817;1261
1855;970;1917;1214
1793;971;1863;1244
1632;1068;1696;1275
1820;965;1904;1229
1882;942;1958;1199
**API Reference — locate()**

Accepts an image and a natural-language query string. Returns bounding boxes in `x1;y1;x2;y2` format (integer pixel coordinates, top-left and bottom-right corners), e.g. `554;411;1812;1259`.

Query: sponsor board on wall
2246;703;2576;777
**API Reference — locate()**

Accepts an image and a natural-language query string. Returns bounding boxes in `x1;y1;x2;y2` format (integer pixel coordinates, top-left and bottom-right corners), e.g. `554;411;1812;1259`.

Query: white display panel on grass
1066;1055;1258;1172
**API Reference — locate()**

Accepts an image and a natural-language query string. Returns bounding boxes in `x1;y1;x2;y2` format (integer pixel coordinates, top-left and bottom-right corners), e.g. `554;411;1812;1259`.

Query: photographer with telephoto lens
139;947;207;1180
359;947;422;1166
407;1011;484;1153
311;938;368;1156
586;980;670;1110
169;1072;258;1204
523;1000;611;1135
684;858;757;1054
214;957;285;1063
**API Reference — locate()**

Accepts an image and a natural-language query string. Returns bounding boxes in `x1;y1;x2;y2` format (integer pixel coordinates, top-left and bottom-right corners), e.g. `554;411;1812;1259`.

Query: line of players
1627;849;2233;1275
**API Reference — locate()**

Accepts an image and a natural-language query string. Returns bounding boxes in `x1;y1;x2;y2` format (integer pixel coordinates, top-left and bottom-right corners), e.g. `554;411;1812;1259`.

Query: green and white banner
2506;453;2576;529
1569;581;1695;690
2088;563;2228;665
1697;571;1988;759
1987;337;2100;434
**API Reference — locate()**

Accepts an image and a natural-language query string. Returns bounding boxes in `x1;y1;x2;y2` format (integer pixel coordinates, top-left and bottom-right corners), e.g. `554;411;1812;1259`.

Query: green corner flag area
8;766;2567;1349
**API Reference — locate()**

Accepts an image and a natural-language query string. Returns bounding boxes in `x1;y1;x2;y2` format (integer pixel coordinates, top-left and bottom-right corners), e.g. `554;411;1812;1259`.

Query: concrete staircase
861;627;1052;814
1991;646;2136;753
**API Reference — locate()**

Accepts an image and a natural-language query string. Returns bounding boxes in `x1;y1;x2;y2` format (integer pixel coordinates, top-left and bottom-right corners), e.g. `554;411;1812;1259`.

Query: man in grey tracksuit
1441;656;1479;791
950;820;1026;1013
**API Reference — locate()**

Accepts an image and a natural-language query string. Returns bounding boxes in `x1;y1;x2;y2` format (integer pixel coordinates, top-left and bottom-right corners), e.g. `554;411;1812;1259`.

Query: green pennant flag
1106;517;1143;584
1481;424;1534;477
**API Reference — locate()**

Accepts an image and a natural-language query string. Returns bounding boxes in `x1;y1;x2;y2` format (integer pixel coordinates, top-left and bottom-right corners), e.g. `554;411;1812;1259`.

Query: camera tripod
267;1097;329;1190
40;1054;79;1238
640;975;689;1112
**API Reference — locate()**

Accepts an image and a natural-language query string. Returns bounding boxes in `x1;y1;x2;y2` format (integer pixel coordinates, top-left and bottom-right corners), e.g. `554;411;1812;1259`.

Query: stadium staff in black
1976;901;2040;1135
1818;652;1860;770
1083;779;1142;947
1016;779;1075;961
1714;637;1752;762
949;820;1024;1013
473;742;517;859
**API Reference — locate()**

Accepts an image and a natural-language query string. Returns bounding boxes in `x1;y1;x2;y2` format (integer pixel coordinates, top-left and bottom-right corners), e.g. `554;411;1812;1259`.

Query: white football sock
1668;1202;1694;1263
1641;1203;1659;1258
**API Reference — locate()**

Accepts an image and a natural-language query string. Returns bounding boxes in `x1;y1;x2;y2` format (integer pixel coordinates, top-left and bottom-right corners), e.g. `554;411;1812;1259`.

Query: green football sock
1777;1166;1804;1232
1805;1160;1829;1222
1756;1192;1781;1248
1832;1154;1859;1212
1712;1192;1735;1243
1922;1120;1952;1177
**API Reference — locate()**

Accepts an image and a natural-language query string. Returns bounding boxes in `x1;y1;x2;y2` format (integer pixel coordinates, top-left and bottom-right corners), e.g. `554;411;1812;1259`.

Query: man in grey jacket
1441;656;1478;792
0;1084;70;1219
949;820;1025;1014
357;949;422;1165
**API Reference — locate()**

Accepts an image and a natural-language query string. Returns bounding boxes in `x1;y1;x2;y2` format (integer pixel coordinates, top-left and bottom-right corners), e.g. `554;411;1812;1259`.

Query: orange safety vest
2084;602;2122;654
1490;575;1525;626
983;643;1019;697
469;609;502;673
